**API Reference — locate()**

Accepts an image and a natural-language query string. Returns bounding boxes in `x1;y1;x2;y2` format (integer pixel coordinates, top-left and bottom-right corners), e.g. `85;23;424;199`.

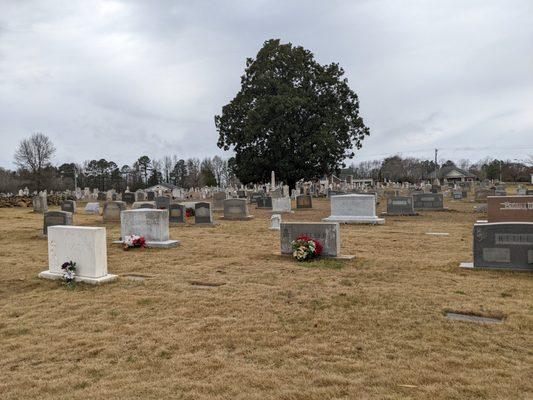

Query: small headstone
212;192;226;211
146;191;155;201
237;190;246;198
33;194;48;213
256;197;273;209
475;189;493;203
39;226;117;284
123;192;135;205
43;211;73;235
195;202;214;225
84;202;100;215
103;201;127;222
296;194;313;209
169;203;186;224
222;199;254;220
270;214;281;230
452;191;463;200
249;192;263;204
272;197;292;213
61;200;76;214
155;196;171;210
97;192;106;201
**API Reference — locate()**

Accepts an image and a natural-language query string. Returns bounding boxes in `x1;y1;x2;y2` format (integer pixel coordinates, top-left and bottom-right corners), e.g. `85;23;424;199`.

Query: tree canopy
215;39;370;188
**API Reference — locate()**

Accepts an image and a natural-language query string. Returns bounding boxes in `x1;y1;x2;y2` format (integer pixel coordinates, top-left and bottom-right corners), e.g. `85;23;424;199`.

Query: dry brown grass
0;197;532;399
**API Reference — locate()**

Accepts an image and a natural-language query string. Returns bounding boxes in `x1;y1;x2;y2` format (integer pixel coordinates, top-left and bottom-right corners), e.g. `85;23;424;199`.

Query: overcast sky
1;0;532;170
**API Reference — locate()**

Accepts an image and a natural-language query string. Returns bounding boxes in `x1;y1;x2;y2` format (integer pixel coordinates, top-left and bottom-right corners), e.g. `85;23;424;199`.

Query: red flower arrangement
291;235;323;261
123;235;147;251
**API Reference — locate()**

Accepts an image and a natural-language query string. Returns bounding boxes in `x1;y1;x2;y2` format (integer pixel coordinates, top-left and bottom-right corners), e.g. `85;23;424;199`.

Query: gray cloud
0;0;532;169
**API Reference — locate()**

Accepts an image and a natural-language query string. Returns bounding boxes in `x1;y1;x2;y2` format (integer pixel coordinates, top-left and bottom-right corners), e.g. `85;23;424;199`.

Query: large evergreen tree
215;39;370;188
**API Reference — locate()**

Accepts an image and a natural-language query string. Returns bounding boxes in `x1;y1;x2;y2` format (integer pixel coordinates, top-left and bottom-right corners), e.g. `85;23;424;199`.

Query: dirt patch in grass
0;197;532;399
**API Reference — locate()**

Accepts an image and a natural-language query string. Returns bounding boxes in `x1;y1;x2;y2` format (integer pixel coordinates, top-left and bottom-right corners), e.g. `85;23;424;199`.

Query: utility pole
434;148;438;183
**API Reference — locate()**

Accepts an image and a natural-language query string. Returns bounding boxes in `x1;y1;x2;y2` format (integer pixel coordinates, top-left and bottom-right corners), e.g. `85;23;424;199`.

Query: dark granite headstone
123;192;135;205
431;185;441;194
97;192;106;201
412;193;444;211
250;192;263;204
155;196;171;210
195;202;213;224
453;191;463;200
237;190;246;198
386;196;417;216
60;200;76;213
138;202;155;209
169;203;185;224
147;191;155;201
472;222;533;270
43;211;73;235
296;194;313;209
256;197;273;209
527;190;533;196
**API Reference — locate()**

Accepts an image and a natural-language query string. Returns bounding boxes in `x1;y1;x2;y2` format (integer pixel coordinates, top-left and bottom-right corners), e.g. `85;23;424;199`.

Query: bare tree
14;133;56;190
162;155;173;183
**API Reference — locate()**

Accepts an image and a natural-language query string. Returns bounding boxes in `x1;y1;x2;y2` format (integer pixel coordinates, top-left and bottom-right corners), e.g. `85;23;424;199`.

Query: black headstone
123;192;135;204
473;222;533;270
155;196;170;210
169;203;185;224
147;191;155;201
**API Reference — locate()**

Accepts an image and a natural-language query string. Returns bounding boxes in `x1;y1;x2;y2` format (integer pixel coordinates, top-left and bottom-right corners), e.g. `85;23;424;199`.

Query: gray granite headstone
169;203;185;224
223;199;253;220
60;200;76;214
212;192;226;211
155;196;171;210
43;211;73;235
33;195;48;213
237;190;246;198
386;196;417;216
472;222;533;270
280;222;340;257
296;194;313;209
412;193;444;211
103;201;126;222
195;202;213;225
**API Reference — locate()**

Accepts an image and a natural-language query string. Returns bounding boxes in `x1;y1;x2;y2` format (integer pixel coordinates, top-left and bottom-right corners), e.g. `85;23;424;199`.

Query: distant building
427;166;476;184
145;183;177;192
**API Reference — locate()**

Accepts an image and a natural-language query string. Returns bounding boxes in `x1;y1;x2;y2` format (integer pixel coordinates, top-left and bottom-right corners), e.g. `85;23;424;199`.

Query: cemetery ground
1;198;532;400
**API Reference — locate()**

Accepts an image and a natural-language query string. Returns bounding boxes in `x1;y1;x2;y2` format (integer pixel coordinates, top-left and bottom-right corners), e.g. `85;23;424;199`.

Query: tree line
349;155;533;183
1;133;236;193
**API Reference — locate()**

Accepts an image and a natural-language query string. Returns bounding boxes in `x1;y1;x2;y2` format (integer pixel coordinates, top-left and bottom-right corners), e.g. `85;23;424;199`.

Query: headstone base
194;222;219;228
38;270;117;284
220;215;254;221
113;239;180;248
276;252;355;261
381;211;419;216
322;216;385;225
